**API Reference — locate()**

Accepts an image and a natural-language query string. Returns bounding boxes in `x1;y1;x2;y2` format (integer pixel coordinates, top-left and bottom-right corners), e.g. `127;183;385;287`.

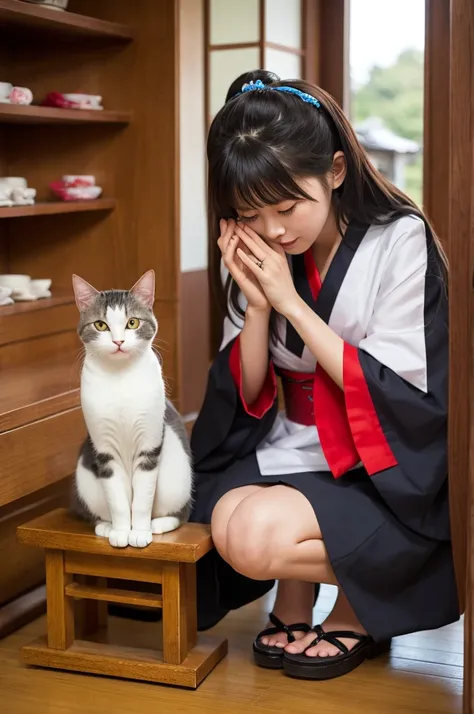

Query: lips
280;238;298;248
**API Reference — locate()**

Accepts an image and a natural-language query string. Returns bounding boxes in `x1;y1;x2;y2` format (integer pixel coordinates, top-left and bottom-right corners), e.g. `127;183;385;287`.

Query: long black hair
208;70;447;327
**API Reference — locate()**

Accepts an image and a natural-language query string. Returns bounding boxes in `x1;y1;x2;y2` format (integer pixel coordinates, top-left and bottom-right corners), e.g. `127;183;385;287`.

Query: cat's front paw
151;516;181;534
128;529;153;548
108;528;130;548
95;520;112;538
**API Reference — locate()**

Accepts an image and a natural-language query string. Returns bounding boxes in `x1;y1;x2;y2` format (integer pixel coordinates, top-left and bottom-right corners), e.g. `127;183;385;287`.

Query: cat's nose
113;340;124;346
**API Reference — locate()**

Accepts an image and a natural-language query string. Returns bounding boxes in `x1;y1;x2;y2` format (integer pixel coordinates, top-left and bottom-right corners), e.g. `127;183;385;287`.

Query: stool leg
162;562;188;665
45;549;74;650
185;564;197;650
75;576;108;638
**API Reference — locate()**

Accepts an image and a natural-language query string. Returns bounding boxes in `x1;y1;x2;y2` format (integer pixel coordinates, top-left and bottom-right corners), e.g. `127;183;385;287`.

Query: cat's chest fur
80;351;165;463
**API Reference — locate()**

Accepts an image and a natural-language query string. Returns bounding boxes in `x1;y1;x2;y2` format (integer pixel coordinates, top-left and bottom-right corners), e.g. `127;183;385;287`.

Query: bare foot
285;588;366;657
259;580;315;648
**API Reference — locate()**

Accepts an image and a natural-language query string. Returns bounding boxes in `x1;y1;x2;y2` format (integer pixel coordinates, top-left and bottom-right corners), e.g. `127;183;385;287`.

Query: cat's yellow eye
94;320;109;332
127;318;140;330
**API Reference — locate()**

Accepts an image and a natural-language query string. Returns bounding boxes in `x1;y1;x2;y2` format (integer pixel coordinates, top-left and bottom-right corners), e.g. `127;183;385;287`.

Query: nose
264;219;285;241
113;340;124;346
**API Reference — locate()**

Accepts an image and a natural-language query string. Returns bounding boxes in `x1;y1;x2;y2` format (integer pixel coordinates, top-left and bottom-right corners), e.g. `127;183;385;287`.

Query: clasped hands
218;218;302;317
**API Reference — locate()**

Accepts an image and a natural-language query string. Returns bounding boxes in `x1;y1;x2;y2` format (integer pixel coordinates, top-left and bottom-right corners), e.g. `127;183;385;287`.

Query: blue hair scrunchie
240;78;321;109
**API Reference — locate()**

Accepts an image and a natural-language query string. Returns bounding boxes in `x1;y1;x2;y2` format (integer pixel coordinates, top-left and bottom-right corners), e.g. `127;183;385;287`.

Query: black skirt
189;452;460;642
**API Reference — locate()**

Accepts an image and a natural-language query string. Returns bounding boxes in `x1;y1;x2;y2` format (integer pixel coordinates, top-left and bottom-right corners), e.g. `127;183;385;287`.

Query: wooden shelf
0;349;80;433
0;0;133;40
0;198;116;218
0;104;131;125
0;287;78;351
0;288;74;317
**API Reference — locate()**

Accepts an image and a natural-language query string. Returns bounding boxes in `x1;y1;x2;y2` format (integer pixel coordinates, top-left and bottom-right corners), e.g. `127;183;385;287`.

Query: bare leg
216;484;367;657
211;485;266;558
213;487;315;647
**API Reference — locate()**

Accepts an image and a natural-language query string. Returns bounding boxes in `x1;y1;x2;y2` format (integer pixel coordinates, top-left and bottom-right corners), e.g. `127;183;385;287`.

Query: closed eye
239;203;297;222
279;204;296;216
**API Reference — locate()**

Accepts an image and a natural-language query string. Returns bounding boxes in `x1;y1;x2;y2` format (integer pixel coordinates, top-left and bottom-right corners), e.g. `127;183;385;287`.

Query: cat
71;269;193;549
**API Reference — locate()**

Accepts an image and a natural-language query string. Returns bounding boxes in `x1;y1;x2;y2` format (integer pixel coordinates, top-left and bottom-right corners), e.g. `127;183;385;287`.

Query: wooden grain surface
46;549;74;650
21;633;228;689
65;582;163;609
0;410;85;505
0;104;131;125
65;551;163;585
0;0;133;40
18;508;213;563
0;199;116;218
0;585;462;712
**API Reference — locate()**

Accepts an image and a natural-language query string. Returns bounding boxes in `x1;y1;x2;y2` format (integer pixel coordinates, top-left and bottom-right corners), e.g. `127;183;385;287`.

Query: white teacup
4;177;28;189
0;82;12;101
30;279;52;295
11;290;38;301
62;175;96;187
0;274;31;290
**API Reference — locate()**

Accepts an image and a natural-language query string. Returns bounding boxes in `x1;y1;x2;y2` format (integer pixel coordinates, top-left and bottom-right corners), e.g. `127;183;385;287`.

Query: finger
238;222;272;253
224;236;247;280
222;218;235;249
224;233;239;263
235;226;268;261
237;248;263;279
218;218;236;253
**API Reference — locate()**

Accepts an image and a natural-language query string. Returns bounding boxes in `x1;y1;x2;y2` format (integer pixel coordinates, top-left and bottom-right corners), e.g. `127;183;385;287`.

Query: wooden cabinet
0;0;181;636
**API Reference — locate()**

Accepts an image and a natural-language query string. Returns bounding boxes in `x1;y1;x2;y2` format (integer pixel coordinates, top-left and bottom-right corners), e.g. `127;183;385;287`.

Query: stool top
17;508;213;563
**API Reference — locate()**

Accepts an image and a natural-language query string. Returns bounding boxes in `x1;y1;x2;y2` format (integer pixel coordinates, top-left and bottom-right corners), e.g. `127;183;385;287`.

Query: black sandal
282;625;392;680
253;613;312;669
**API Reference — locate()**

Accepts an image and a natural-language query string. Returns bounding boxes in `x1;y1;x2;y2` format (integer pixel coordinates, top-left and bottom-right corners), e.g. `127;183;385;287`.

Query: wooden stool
17;508;228;688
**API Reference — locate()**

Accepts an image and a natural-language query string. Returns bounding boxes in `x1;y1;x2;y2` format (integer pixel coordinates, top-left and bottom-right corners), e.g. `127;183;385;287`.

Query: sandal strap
262;613;311;644
308;625;368;654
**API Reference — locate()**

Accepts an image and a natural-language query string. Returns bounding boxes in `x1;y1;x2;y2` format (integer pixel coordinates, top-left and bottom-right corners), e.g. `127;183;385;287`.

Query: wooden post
185;564;197;650
162;562;188;664
74;576;108;638
45;549;74;650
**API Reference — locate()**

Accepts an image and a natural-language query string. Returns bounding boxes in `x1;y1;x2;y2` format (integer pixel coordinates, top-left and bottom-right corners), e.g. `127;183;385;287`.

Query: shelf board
0;103;131;125
0;288;74;317
0;198;116;218
0;351;80;433
0;0;133;40
0;288;78;348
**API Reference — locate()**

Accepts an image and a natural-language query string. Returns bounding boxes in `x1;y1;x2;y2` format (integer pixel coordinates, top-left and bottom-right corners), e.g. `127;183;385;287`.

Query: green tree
351;49;424;205
352;48;424;142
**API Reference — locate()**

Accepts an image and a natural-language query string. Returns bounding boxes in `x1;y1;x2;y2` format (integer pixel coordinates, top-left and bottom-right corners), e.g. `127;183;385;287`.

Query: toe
285;631;315;655
128;529;153;548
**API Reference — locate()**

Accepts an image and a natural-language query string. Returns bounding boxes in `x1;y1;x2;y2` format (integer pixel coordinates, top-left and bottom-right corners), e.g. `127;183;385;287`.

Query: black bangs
211;138;314;218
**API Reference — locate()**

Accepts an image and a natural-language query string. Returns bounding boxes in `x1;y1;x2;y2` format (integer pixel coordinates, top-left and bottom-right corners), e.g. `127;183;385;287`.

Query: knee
210;506;230;559
225;502;281;581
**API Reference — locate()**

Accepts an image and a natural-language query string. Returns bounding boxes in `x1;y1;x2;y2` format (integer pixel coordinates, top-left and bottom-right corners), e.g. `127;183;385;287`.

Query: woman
189;70;459;681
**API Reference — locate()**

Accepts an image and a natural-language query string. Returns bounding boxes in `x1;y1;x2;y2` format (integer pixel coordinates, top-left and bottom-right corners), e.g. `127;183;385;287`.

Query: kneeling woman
189;70;459;681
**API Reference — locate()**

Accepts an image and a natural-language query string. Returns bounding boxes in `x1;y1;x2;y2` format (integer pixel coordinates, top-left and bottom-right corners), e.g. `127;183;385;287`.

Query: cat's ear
72;274;100;311
130;269;155;309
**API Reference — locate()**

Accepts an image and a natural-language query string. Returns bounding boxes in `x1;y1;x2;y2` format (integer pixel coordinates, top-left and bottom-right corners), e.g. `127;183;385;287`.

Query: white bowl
31;279;52;293
62;175;96;187
0;82;12;101
0;274;31;289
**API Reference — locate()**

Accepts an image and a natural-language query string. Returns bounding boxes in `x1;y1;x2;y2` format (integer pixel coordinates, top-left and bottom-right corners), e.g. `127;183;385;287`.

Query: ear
331;151;347;190
130;269;155;309
72;274;99;312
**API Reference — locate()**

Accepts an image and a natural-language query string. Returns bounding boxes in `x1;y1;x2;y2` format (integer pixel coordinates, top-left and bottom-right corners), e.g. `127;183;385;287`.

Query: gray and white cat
72;269;193;549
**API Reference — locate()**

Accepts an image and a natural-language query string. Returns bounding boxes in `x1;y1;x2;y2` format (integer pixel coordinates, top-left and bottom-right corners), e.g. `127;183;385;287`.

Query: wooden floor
0;585;463;713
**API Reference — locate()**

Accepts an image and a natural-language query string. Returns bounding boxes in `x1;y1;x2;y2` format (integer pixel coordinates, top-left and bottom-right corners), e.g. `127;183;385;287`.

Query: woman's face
234;157;346;254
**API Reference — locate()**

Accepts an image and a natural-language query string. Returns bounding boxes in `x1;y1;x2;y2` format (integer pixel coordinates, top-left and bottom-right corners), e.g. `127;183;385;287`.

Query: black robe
189;217;460;640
